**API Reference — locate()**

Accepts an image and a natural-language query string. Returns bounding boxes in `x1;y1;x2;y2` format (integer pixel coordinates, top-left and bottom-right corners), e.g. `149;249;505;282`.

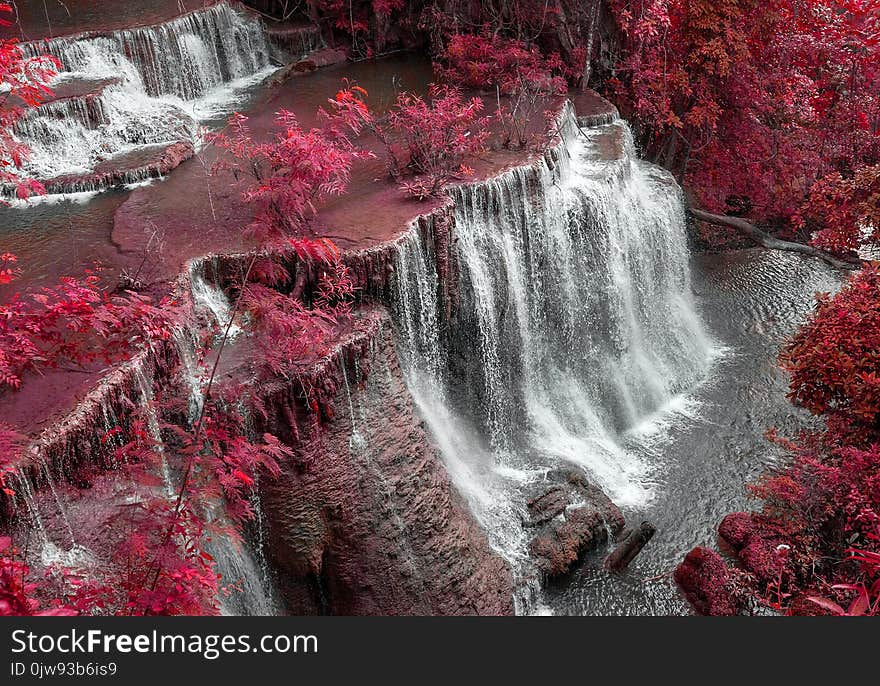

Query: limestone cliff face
258;309;514;615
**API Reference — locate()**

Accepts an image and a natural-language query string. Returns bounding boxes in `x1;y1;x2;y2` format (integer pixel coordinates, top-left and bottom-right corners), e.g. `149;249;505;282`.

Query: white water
13;2;299;186
189;259;242;337
393;104;716;613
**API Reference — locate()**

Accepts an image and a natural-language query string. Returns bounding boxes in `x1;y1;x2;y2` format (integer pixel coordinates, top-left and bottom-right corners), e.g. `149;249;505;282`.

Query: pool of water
544;248;841;615
2;0;200;40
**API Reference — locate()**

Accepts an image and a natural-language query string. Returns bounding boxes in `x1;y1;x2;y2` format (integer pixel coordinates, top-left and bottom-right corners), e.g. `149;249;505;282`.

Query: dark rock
525;465;626;579
529;506;608;577
674;547;742;616
308;47;348;68
525;486;568;527
268;49;348;88
546;466;626;534
604;521;656;571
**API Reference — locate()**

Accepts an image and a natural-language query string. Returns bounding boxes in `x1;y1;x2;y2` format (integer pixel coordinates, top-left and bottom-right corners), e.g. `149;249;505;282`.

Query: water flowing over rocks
4;58;715;613
256;309;514;614
6;1;320;197
392;99;713;610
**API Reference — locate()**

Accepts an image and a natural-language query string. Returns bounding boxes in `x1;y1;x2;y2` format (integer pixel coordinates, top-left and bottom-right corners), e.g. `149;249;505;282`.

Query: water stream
1;6;842;615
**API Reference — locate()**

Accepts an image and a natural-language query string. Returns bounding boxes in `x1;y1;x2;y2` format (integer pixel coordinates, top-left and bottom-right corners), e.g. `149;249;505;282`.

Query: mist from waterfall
393;104;716;613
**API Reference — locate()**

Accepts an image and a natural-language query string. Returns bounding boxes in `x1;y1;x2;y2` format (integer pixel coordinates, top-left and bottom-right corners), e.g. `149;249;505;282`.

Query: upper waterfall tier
9;2;317;192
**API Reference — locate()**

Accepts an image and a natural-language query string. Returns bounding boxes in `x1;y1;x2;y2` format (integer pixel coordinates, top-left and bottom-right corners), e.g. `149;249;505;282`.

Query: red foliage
437;34;567;149
717;512;756;551
706;267;880;616
607;0;880;231
781;265;880;444
0;537;76;616
437;34;568;95
211;84;374;246
0;265;172;392
375;84;489;198
673;546;742;616
795;164;880;255
1;85;362;614
0;3;59;200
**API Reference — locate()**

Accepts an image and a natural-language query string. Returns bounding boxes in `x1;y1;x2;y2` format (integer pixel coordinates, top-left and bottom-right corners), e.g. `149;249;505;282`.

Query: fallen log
688;207;859;271
604;521;656;571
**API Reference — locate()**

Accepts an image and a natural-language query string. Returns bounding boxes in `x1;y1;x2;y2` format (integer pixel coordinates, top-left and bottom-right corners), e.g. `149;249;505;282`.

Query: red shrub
781;265;880;445
211;84;374;246
437;34;567;95
795;164;880;256
376;84;490;198
703;267;880;616
674;547;742;616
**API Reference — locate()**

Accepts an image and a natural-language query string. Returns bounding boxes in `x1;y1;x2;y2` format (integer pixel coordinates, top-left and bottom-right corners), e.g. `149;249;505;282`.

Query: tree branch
688;207;859;271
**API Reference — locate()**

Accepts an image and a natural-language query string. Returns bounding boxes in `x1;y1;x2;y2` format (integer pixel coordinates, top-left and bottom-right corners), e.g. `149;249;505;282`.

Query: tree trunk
688;207;859;271
604;521;656;571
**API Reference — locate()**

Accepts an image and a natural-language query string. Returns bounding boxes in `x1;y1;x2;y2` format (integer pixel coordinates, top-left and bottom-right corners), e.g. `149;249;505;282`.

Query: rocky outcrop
40;141;195;196
257;308;514;615
529;507;609;578
526;466;625;579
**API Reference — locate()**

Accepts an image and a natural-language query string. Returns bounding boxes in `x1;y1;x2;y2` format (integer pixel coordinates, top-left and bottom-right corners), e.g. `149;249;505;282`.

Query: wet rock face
260;312;514;615
525;466;625;578
525;487;568;527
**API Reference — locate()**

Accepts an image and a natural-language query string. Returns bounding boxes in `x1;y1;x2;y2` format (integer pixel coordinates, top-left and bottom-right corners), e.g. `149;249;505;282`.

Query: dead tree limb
688;207;859;271
604;521;656;571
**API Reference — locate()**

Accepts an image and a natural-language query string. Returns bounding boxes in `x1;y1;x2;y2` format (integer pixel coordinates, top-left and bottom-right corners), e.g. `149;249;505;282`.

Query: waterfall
393;103;715;613
11;2;288;188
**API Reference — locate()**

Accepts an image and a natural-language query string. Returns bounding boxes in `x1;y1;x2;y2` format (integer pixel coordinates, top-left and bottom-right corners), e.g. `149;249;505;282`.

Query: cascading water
12;1;313;188
393;103;716;613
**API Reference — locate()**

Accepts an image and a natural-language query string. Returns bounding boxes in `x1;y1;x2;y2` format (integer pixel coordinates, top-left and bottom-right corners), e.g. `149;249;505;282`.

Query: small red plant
211;84;374;246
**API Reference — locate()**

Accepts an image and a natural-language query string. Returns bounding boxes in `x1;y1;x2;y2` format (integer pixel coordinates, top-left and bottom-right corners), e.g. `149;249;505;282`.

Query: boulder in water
604;520;656;571
526;465;626;579
546;466;626;534
529;506;609;577
525;487;568;527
